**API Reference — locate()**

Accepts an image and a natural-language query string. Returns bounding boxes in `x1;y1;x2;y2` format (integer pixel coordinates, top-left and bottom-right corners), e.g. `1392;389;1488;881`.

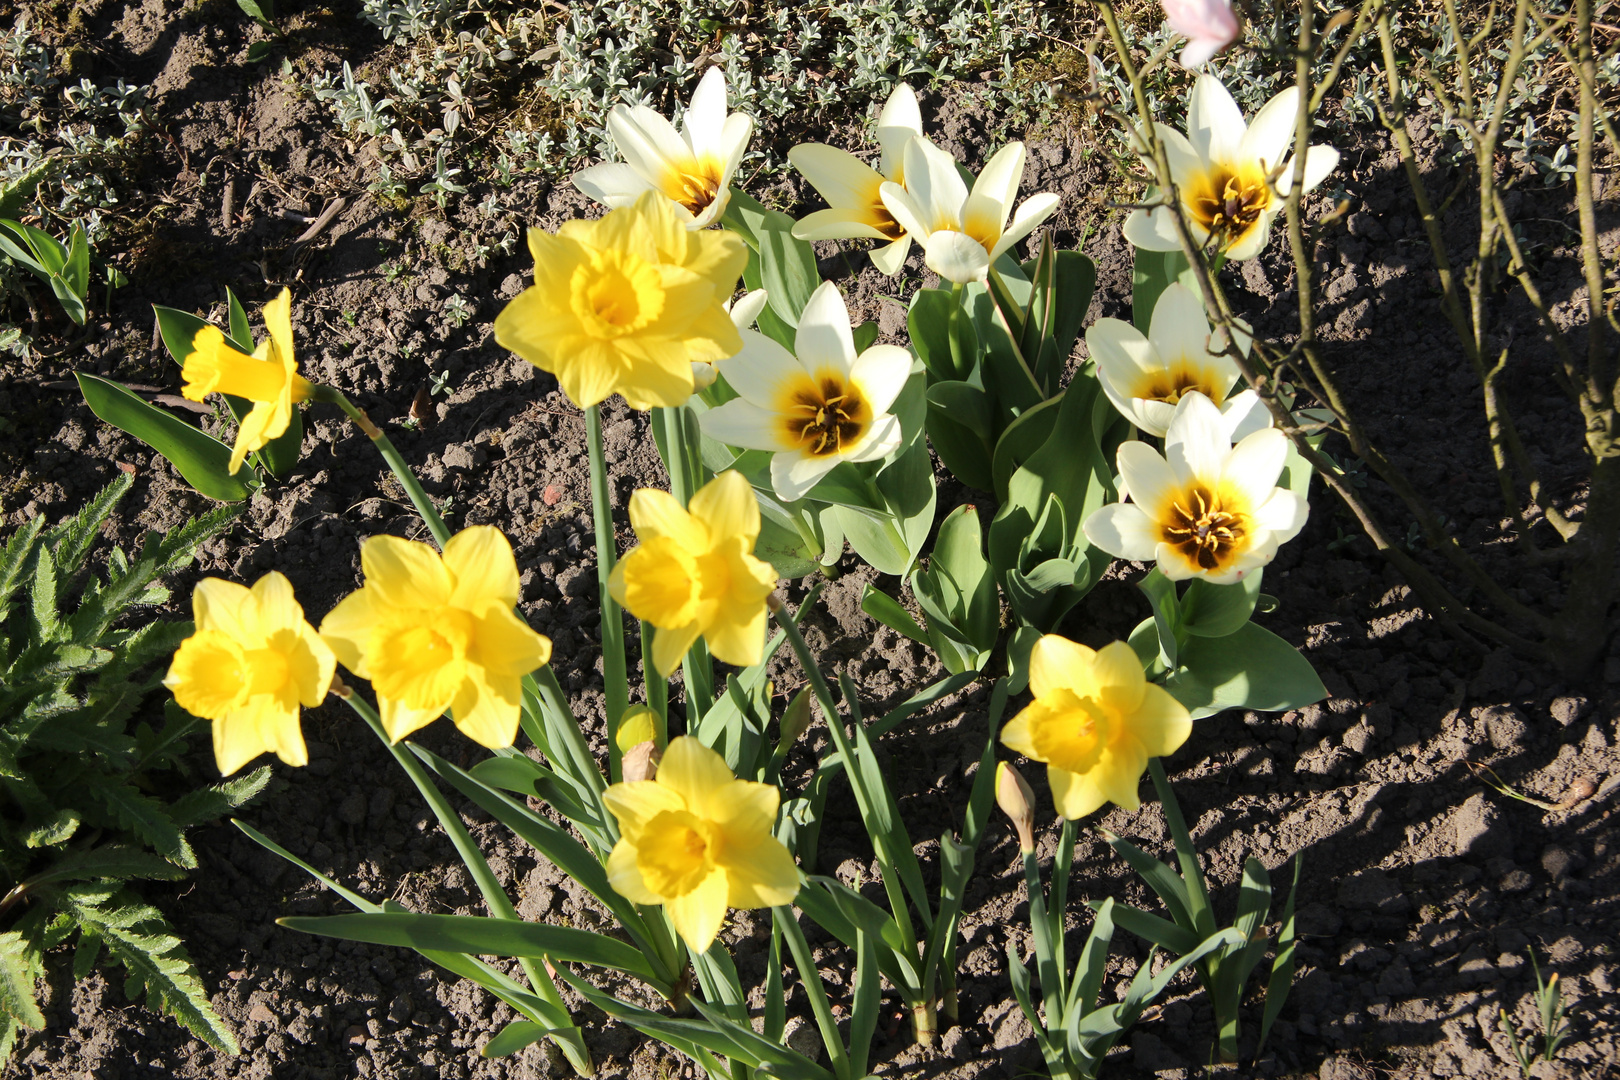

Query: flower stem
310;384;449;548
338;688;592;1076
586;403;630;782
656;404;716;719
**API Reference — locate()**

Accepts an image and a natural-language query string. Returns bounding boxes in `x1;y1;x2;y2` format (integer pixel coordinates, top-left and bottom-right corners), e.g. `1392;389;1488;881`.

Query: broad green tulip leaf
753;511;820;579
859;584;929;646
852;319;879;354
925;381;995;491
907;288;975;383
1180;570;1264;638
1049;249;1097;368
990;394;1062;503
1138;569;1181;669
226;288;254;354
278;913;662;985
76;373;255;502
1163;622;1328;719
0;219;65;275
979;312;1044;420
1006;624;1041;695
726;188;818;327
1131;244;1190;335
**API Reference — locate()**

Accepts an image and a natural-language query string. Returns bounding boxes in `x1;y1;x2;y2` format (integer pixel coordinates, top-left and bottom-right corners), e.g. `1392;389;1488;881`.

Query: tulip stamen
784;376;869;457
1162;485;1248;571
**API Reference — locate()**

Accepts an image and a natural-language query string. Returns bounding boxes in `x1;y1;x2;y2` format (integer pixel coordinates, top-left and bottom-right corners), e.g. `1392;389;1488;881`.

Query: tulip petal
842;412;903;464
1239;86;1300;176
1083;503;1162;563
771;450;842;503
878;182;931;241
848;345;912;417
868;236;912;276
988;192;1060;264
795;282;858;375
1221;427;1289;511
1189;73;1247;165
1163;391;1230;486
1275;143;1340;197
877;83;922;178
714;329;803;408
1147;282;1216;370
792;207;892;242
924;230;991;283
682;67;728;161
1122;206;1181;253
572;162;652;208
701;398;791;453
1117;440;1180;512
1252;488;1309;545
1220;390;1272;442
962;142;1024;243
789;143;881;209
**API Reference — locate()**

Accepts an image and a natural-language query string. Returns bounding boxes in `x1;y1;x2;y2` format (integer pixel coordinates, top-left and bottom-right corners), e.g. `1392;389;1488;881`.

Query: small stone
387;994;412;1025
1499;869;1534;893
1541;846;1579;880
1454;793;1509;857
782;1017;820;1062
443;443;476;470
1479;705;1528;749
249;1001;277;1025
1342;723;1373;754
337;792;367;826
1549;696;1589;727
345;1024;368;1046
1336;869;1410;916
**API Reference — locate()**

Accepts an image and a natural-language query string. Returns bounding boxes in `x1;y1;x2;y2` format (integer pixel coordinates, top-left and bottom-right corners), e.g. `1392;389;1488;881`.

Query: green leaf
1259;853;1302;1053
0;159;54;219
91;783;195;868
1068;897;1116;1018
1098;831;1194;933
28;843;188;886
1180;571;1263;638
1162;622;1328;719
25;809;81;848
277;913;661;984
859;584;928;646
1138;569;1181;668
907;288;978;384
849;927;880;1079
76;373;256;501
990;395;1061;504
924;381;995;491
236;0;275;26
724;189;818;326
167;766;272;827
0;219;65;275
55;222;89;324
0;932;45;1030
0;514;46;620
44;471;133;578
1131;246;1190;335
481;1020;560;1058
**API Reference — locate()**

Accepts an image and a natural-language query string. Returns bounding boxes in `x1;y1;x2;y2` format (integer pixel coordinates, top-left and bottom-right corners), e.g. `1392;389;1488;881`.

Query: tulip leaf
75;373;255;502
1180;571;1264;638
1131;244;1192;335
724;188;817;327
990;394;1062;504
1162;622;1327;719
277;912;663;985
925;381;995;491
859;584;929;646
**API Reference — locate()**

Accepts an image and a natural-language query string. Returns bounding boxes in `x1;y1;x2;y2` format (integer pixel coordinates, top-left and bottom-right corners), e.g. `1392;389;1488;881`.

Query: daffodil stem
640;619;669;738
585;403;630;782
656;404;716;718
339;690;592;1075
311;385;450;549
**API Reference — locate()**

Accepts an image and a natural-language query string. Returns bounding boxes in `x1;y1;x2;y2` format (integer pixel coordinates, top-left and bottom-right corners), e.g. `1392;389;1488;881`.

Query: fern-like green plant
0;473;268;1059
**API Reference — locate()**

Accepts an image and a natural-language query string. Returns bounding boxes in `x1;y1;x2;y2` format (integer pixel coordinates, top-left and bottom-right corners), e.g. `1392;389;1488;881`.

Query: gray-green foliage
0;474;268;1060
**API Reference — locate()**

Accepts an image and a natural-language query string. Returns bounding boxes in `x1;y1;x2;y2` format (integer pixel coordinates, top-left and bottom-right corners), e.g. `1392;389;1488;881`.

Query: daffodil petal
720;830;800;908
603;780;687;839
193;578;259;642
449;670;523;749
658;736;736;819
1133;683;1194;758
666;868;729;952
1027;634;1099;700
1092;640;1148;713
652;620;704;678
628;488;706;550
361;535;454;611
318;588;376;678
606;839;663;903
443;526;521;611
379;695;446;743
1049;763;1110;820
688;470;760;548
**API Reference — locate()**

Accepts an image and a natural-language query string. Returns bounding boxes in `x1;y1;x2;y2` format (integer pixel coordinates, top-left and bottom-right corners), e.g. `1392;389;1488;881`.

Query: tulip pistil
1162;486;1248;571
1190;164;1271;246
783;375;869;457
672;167;722;216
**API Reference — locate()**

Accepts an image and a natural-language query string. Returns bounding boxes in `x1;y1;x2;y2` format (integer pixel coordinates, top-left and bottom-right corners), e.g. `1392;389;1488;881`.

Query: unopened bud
996;762;1037;853
622;740;662;783
615;705;659;753
779;689;813;747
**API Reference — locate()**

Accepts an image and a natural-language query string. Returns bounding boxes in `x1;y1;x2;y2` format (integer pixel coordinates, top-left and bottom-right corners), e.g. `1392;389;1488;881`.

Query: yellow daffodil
1083;391;1308;584
1089;282;1266;439
699;281;912;501
609;470;778;676
572;67;753;230
789;82;923;275
877;138;1059;283
493;192;747;411
603;736;799;952
1124;74;1339;261
165;572;335;776
319;526;551;749
1001;637;1191;818
180;287;311;474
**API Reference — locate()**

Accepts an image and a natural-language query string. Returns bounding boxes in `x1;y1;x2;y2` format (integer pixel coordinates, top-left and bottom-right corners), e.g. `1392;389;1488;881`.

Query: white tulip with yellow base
788;82;923;275
1089;282;1265;439
319;527;552;749
1001;637;1192;819
572;67;752;230
1083;391;1307;584
877;137;1059;283
1124;74;1339;261
603;737;800;952
700;280;912;502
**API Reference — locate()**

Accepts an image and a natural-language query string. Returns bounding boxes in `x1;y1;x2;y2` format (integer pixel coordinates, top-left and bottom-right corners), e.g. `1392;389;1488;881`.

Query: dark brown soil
3;2;1618;1079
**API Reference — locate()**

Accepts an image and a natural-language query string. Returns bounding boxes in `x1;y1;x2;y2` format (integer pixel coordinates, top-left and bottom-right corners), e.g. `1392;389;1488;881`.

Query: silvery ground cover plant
0;0;1617;1078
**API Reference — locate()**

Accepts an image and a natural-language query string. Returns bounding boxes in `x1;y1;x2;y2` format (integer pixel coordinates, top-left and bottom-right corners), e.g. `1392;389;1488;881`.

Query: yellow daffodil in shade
1002;637;1192;818
165;572;335;776
493;192;747;410
699;281;912;501
572;67;752;230
788;82;923;275
877;137;1059;283
1124;74;1339;261
318;527;551;749
603;736;800;952
609;470;778;676
1089;282;1267;439
180;287;311;474
1083;391;1308;584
